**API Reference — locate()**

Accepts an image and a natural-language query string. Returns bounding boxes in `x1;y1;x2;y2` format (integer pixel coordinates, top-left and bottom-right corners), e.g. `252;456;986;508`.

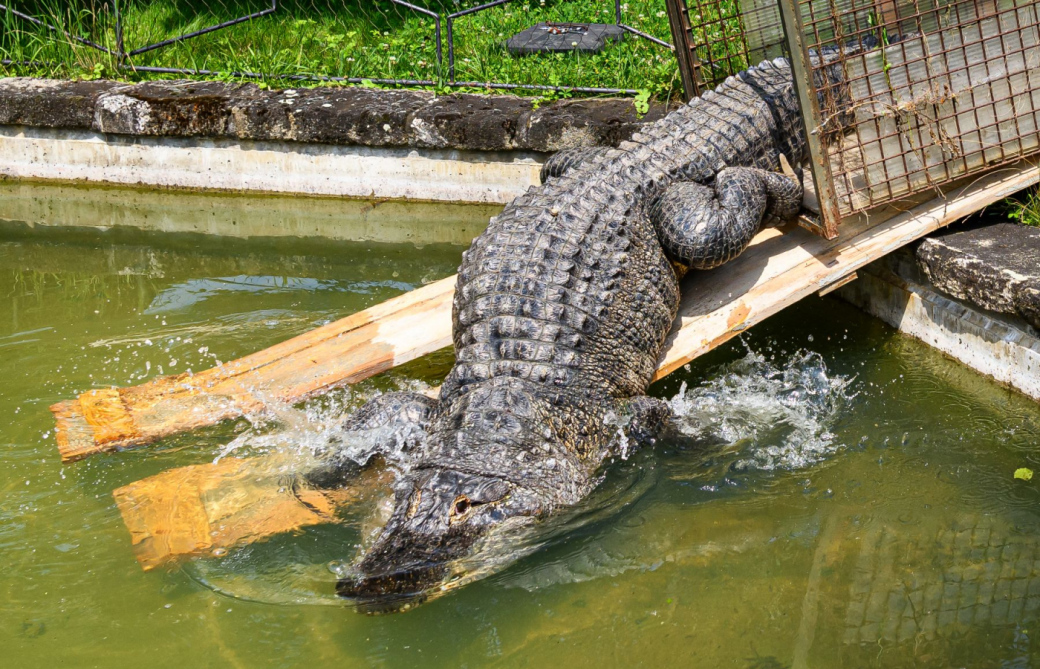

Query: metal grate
677;0;1040;233
789;0;1040;221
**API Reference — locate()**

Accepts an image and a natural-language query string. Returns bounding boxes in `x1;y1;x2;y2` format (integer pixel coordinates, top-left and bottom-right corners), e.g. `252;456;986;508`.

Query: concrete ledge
0;126;544;203
0;77;672;152
0;77;674;202
839;247;1040;401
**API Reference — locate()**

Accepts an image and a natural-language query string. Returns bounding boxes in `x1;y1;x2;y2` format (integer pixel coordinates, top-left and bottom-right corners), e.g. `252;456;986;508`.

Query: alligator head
337;465;545;612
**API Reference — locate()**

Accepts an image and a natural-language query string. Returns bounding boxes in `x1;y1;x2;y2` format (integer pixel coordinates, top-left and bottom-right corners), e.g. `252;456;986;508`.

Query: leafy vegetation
0;0;754;99
1005;186;1040;228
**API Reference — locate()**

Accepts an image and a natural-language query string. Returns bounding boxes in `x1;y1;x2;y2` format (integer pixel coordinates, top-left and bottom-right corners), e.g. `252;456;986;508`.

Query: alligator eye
453;496;471;516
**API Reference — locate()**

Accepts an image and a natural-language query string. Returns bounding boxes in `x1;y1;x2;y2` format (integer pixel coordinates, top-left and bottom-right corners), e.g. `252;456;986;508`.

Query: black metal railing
1;0;680;95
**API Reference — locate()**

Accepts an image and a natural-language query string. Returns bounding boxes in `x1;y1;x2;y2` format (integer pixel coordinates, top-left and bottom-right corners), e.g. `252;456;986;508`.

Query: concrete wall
0;77;674;203
0;125;542;204
839;248;1040;401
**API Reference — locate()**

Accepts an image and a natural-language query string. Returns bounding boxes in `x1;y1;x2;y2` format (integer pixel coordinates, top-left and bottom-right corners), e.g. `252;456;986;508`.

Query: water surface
3;197;1040;668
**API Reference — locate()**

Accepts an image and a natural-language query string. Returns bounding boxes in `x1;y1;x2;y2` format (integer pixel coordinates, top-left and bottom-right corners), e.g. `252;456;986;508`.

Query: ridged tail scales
648;166;803;270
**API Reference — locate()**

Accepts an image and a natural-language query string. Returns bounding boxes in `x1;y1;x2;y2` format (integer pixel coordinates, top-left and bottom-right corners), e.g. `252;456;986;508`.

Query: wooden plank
52;159;1040;462
52;275;455;461
653;158;1039;379
113;456;391;571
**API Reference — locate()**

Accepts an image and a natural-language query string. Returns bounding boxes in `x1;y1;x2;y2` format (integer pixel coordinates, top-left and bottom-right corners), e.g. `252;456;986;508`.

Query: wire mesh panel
1;0;679;95
677;0;787;91
680;0;1040;221
795;0;1040;215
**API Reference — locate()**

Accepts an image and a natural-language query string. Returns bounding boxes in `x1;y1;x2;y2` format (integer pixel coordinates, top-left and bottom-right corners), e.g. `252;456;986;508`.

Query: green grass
1004;186;1040;228
0;0;749;98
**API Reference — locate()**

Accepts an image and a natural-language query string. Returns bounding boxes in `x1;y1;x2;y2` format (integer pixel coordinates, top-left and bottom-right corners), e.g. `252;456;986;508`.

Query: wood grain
113;456;390;571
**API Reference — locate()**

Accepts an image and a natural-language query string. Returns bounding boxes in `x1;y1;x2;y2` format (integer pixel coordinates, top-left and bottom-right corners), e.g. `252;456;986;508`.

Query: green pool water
3;191;1040;668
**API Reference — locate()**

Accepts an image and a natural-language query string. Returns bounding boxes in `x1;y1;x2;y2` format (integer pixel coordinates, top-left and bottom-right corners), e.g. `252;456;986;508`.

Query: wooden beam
113;456;391;571
52;275;455;462
653;159;1039;378
52;159;1040;463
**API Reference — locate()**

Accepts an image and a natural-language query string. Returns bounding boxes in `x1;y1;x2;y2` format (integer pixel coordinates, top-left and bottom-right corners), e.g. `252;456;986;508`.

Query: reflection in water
145;276;416;314
3;215;1040;667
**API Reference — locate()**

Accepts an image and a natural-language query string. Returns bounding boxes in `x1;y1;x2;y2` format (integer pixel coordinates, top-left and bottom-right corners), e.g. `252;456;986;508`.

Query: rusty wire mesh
679;0;1040;218
800;0;1040;214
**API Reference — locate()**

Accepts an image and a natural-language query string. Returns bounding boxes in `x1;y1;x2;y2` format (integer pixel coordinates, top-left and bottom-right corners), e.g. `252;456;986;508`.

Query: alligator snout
335;466;543;612
336;562;445;613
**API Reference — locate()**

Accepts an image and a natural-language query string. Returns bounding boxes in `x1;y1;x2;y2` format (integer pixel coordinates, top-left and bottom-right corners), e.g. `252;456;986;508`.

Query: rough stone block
230;87;431;146
520;98;672;152
94;80;261;137
917;222;1040;331
409;93;532;150
0;78;118;129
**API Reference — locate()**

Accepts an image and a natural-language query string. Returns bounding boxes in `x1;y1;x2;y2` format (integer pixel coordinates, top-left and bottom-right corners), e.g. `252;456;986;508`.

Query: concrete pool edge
838;244;1040;402
0;125;547;204
0;77;674;203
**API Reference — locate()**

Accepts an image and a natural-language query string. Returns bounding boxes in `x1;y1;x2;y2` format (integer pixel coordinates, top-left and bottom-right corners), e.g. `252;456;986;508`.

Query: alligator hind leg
306;392;438;487
649;167;802;270
619;396;672;448
539;146;613;183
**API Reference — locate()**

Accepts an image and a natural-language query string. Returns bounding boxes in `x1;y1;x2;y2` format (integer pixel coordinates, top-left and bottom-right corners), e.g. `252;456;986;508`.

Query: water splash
185;348;853;605
212;380;435;473
667;348;855;471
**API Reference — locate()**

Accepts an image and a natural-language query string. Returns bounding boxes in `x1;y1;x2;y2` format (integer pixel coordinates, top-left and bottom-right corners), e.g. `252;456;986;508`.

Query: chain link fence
1;0;695;95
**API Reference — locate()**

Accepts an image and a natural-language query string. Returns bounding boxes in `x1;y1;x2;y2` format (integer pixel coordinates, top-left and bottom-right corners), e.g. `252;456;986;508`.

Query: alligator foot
305;391;438;488
539;146;613;184
621;396;671;447
649;166;803;270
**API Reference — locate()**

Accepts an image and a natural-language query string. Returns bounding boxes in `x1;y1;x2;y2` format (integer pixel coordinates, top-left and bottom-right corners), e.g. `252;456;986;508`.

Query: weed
1005;186;1040;227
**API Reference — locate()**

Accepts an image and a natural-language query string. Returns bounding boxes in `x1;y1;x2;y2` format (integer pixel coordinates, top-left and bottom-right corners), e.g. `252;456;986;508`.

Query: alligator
327;56;810;612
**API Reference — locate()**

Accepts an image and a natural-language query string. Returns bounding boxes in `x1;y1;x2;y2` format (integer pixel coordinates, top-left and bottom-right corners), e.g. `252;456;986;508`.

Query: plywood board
113;456;390;571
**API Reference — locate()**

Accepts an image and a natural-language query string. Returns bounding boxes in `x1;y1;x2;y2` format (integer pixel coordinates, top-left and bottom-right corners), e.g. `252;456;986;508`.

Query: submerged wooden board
113;455;391;570
52;159;1040;462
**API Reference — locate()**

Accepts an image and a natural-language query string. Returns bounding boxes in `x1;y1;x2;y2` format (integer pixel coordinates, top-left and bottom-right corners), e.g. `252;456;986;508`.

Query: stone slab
839;246;1040;402
917;223;1040;330
506;23;625;55
0;78;119;129
0;76;673;152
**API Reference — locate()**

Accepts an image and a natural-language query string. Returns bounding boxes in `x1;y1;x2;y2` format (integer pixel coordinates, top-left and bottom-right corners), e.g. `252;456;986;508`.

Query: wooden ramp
51;158;1039;463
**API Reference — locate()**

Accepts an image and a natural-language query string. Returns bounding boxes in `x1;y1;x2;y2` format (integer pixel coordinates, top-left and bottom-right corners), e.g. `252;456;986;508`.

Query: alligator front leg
306;392;438;487
649;166;802;270
539;146;613;183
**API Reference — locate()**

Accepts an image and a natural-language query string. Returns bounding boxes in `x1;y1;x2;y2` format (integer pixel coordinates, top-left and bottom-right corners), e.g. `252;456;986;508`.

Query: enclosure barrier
0;0;680;95
672;0;1040;236
5;0;1037;232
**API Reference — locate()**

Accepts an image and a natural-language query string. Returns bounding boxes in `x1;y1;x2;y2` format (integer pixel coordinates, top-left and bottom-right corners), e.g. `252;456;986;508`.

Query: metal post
111;0;125;65
664;0;703;101
776;0;841;238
